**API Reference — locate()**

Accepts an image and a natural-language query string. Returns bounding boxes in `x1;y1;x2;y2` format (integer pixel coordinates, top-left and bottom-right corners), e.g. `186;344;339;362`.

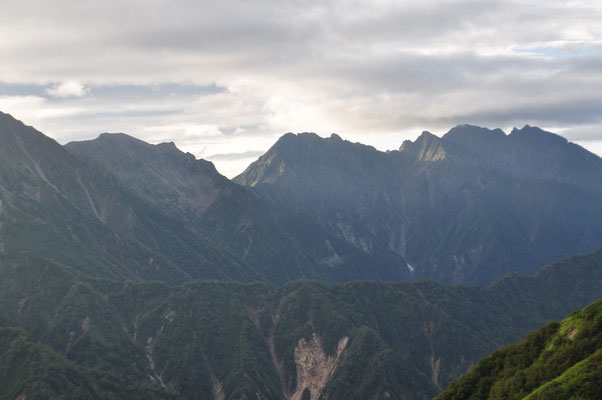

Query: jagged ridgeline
436;299;602;400
0;249;600;399
234;128;602;285
0;110;600;286
65;119;602;286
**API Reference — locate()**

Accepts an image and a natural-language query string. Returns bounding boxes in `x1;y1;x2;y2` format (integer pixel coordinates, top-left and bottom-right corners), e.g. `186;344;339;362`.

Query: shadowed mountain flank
236;126;602;285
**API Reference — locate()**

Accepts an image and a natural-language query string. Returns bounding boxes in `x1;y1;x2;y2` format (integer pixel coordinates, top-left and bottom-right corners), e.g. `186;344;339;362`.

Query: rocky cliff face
290;334;348;400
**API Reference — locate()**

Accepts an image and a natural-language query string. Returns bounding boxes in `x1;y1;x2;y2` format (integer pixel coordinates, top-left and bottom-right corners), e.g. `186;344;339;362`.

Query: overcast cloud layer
1;0;601;176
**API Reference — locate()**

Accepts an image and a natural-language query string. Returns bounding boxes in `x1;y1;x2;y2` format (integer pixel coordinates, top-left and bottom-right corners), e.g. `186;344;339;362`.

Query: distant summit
399;130;447;161
441;124;506;153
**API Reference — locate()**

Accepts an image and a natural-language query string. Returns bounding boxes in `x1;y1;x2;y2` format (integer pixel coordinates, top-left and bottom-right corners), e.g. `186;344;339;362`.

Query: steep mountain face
437;299;602;400
442;124;602;187
65;133;325;285
0;111;252;284
65;133;231;220
1;249;600;399
66;132;410;284
235;127;602;285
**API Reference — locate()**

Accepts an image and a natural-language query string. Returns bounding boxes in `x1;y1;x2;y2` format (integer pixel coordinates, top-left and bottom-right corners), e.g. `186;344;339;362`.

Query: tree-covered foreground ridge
437;299;602;400
0;249;601;399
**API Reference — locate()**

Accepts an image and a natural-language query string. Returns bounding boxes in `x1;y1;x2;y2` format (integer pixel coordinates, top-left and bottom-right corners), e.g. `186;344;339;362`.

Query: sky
1;0;602;177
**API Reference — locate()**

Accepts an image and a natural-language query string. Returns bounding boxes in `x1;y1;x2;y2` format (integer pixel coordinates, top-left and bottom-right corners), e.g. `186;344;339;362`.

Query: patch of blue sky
79;108;182;119
0;82;48;97
89;83;226;99
0;81;225;99
514;44;601;58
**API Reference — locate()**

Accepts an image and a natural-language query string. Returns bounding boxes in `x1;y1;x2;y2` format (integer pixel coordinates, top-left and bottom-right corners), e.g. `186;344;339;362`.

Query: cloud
205;150;265;161
559;124;602;142
0;0;601;177
46;81;89;98
0;95;47;114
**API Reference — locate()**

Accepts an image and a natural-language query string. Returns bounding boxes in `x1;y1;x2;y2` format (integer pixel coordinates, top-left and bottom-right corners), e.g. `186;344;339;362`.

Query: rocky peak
235;132;344;186
272;132;320;148
271;132;351;152
65;131;230;219
444;124;505;140
0;111;55;148
156;141;179;152
399;131;447;161
508;125;568;147
441;124;506;155
67;132;217;174
0;111;79;181
95;132;156;151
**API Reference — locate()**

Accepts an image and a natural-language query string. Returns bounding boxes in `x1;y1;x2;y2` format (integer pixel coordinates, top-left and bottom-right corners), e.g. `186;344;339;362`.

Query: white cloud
0;95;47;114
46;81;89;98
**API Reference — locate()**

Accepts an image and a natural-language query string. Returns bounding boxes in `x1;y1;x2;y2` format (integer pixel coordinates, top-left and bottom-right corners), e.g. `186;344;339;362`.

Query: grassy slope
436;299;602;400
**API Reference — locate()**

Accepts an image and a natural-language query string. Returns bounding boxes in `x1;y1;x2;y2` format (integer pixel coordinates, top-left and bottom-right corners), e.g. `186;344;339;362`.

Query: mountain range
63;117;602;286
235;126;602;285
0;110;601;399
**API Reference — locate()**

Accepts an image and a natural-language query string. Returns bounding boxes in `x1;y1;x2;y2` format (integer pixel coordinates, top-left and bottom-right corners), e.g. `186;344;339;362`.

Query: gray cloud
441;97;602;127
0;0;601;176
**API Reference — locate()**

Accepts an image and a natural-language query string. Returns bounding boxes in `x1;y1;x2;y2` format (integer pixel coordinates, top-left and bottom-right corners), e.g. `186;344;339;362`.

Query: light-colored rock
81;317;90;332
212;375;225;400
290;334;348;400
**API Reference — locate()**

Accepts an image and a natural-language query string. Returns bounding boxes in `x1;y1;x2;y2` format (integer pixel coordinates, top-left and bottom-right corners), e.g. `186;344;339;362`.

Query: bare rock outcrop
290;334;348;400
